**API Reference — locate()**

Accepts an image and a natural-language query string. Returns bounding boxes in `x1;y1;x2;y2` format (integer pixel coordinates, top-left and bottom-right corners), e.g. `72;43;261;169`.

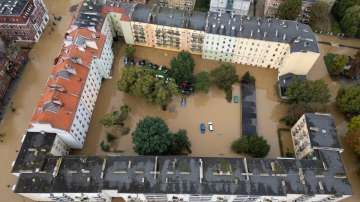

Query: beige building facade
158;0;196;11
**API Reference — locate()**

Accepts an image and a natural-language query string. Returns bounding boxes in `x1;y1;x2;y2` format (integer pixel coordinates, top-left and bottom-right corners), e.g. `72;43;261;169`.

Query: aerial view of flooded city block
0;0;360;201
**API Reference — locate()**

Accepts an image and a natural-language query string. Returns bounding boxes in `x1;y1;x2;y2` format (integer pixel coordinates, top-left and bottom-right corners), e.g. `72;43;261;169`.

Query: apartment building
291;113;344;159
264;0;336;23
0;0;49;44
12;115;352;202
210;0;252;15
203;13;319;75
128;5;206;54
157;0;196;11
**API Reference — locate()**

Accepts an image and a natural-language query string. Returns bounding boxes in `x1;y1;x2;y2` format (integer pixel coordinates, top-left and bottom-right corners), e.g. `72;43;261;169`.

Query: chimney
283;34;286;41
264;31;267;38
250;30;253;37
275;29;279;37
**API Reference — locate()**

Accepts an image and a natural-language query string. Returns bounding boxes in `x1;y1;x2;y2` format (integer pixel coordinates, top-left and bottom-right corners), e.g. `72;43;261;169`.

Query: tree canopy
332;0;360;20
277;0;302;20
231;136;270;158
210;63;239;90
340;5;360;37
336;85;360;116
309;1;331;32
210;63;239;102
281;102;327;126
345;115;360;155
348;51;360;78
324;53;349;77
194;71;211;93
100;105;131;127
132;117;191;155
132;117;173;155
287;79;330;104
125;45;136;59
118;67;179;107
170;51;195;85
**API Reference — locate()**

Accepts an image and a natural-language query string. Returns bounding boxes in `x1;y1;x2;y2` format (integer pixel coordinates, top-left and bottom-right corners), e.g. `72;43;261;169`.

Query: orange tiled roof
30;28;106;131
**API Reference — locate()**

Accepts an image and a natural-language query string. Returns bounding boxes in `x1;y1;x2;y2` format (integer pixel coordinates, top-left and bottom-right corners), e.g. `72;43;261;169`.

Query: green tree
324;53;348;77
345;115;360;155
348;51;360;78
100;141;110;152
281;102;327;126
287;79;330;104
170;51;195;85
340;5;360;37
231;136;270;158
125;45;136;59
277;0;302;20
118;67;179;107
332;0;360;20
170;129;192;155
100;105;131;127
132;117;173;155
106;132;117;142
210;63;239;101
194;71;211;93
194;0;210;11
336;85;360;116
309;1;331;32
348;115;360;132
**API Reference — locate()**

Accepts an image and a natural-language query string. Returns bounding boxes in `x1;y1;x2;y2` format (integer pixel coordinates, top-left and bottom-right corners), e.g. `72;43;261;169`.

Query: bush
106;132;117;142
336;85;360;116
231;136;270;158
170;129;192;155
324;53;348;77
100;141;110;152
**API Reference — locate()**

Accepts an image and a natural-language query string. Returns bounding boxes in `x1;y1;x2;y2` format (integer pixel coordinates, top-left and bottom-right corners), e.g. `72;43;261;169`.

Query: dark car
123;56;129;65
138;60;146;66
200;123;206;134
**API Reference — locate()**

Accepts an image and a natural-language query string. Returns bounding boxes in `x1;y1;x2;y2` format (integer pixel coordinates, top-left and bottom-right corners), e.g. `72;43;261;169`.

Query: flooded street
79;44;286;158
0;0;81;201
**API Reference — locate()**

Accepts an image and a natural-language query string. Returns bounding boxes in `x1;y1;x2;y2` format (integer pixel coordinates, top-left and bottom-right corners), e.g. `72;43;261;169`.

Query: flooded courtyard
77;44;287;158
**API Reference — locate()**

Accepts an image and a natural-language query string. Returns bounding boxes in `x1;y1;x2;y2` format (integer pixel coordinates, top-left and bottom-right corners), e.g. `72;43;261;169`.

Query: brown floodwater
1;2;360;201
0;0;81;201
78;44;287;158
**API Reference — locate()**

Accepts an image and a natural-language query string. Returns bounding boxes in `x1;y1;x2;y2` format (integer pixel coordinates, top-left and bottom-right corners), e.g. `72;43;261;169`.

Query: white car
208;121;214;132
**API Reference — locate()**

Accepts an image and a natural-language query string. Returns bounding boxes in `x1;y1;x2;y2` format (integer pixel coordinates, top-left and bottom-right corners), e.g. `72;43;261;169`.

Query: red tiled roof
30;28;106;131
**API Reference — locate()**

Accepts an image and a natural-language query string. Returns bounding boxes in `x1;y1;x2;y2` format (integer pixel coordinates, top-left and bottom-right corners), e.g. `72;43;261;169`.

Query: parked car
123;56;129;65
156;74;165;79
200;123;206;134
138;59;146;66
208;121;214;132
159;65;168;74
